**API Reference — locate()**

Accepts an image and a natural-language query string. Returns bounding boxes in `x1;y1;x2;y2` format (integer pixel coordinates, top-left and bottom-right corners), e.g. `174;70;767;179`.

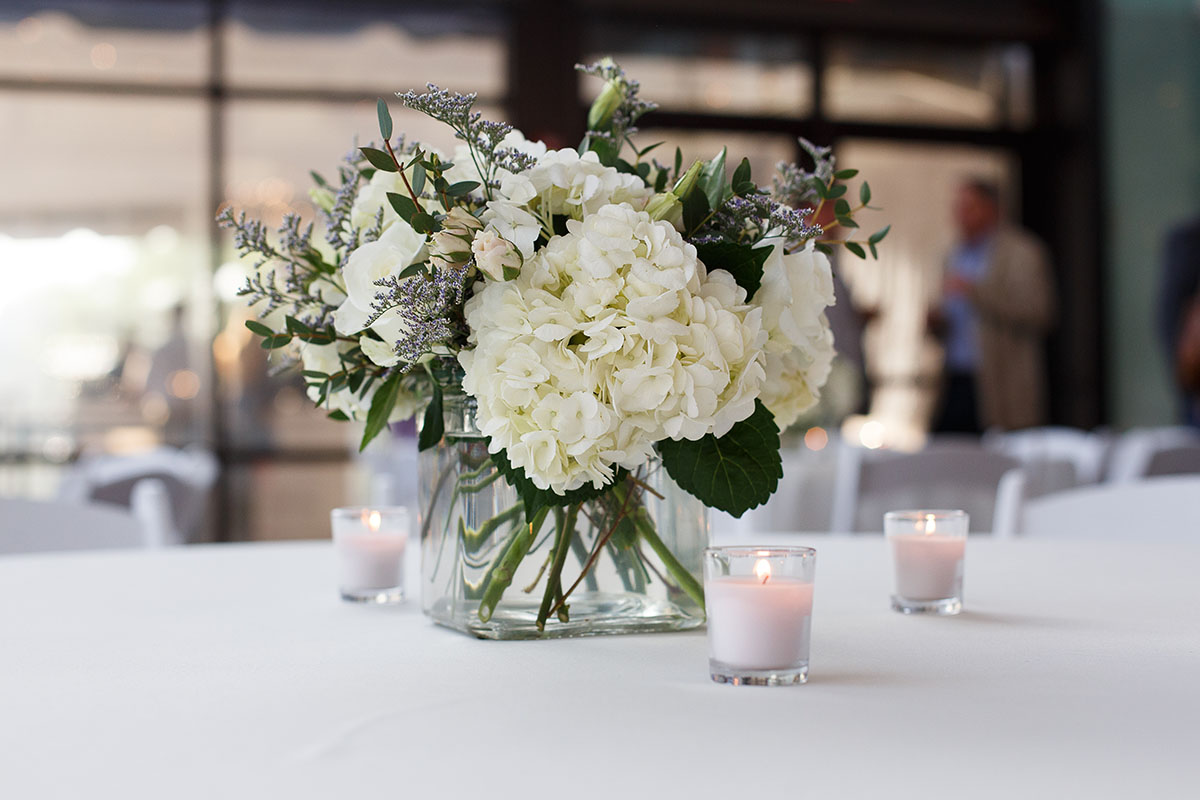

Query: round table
2;536;1196;798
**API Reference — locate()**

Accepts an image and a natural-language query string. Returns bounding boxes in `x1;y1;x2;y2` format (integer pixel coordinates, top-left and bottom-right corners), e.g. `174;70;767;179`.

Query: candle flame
754;558;771;584
924;513;937;535
367;510;382;532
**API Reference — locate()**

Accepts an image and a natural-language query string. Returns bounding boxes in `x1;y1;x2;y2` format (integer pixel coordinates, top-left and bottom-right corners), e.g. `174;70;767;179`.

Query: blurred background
1;0;1196;542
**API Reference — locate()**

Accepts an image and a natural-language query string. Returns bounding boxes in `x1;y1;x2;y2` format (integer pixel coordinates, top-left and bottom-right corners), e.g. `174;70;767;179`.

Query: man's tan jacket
949;225;1056;430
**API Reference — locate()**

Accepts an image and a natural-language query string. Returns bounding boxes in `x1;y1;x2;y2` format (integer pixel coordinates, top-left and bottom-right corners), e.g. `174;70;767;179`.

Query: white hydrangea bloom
461;202;766;494
483;148;653;258
299;342;420;422
751;240;837;428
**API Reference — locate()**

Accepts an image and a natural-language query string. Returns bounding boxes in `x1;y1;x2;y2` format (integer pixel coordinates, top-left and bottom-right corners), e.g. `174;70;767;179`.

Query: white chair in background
983;426;1109;486
1106;427;1200;483
58;446;218;545
1015;476;1200;540
830;441;1024;533
0;497;147;555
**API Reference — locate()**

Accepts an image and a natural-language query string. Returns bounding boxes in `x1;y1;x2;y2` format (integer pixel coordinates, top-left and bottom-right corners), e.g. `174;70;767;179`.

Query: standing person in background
1158;218;1200;426
929;179;1056;433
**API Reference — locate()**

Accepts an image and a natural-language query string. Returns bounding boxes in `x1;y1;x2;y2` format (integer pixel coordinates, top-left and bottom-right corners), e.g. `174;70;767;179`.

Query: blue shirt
944;236;992;371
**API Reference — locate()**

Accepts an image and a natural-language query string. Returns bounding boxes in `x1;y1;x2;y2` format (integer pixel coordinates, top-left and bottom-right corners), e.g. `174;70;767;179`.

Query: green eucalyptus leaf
845;241;867;259
386;192;419;223
410;212;442;234
836;216;859;229
834;168;859;180
359;147;397;173
657;400;782;517
327;409;350;422
673;147;683;181
261;333;292;350
860;181;872;206
869;224;891;244
376;99;393;141
834;198;851;216
869;242;879;259
445;180;481;197
285;316;312;336
411;163;426;196
245;320;274;337
827;183;847;199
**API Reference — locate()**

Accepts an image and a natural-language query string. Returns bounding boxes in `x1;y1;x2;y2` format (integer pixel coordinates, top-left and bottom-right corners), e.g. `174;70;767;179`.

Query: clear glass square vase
418;394;708;639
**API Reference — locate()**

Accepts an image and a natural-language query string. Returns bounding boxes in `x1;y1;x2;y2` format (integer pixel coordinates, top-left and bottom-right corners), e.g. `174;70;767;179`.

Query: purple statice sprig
694;191;823;251
363;261;474;364
398;84;525;200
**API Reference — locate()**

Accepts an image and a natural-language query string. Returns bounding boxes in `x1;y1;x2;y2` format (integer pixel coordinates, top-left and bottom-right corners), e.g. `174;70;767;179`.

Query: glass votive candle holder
703;546;817;686
331;506;409;604
885;509;968;615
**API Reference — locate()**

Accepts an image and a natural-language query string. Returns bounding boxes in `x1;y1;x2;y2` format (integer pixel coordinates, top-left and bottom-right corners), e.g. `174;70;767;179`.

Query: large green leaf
417;380;444;452
359;370;401;452
657;400;782;517
694;242;771;298
489;444;621;522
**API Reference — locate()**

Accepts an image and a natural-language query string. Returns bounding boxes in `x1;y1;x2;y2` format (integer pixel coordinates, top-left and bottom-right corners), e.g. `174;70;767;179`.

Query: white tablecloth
2;536;1197;799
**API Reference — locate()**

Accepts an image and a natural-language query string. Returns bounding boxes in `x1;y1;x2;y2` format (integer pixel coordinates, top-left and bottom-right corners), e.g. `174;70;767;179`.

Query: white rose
471;229;523;280
332;221;427;358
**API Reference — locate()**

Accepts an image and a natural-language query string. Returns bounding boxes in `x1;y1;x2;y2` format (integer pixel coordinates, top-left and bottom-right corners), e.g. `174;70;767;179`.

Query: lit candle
884;510;967;615
704;547;817;686
331;507;409;604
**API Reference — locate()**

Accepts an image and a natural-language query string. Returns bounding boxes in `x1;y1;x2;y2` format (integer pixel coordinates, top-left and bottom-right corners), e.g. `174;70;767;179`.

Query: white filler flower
461;202;765;494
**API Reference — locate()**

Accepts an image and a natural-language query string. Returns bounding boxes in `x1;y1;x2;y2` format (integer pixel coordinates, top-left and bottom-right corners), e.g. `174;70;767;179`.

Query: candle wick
760;574;769;585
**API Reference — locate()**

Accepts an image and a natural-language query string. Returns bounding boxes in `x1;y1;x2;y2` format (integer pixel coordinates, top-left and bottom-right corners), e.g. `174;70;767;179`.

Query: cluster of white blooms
751;240;836;429
461;202;765;494
482;148;653;258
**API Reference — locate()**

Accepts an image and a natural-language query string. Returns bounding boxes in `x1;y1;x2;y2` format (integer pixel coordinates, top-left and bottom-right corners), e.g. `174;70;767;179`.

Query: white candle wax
888;534;965;601
706;577;814;670
337;532;407;591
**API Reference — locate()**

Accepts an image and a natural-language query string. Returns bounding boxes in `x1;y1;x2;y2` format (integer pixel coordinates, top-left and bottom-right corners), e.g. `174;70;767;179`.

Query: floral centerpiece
220;60;888;639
